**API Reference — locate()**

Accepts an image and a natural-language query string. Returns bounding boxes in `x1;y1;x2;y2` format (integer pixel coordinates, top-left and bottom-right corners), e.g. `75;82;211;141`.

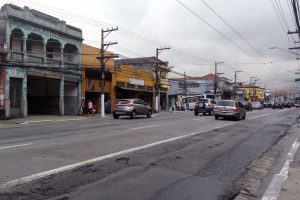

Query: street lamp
253;79;260;102
269;47;300;56
249;76;257;102
234;70;243;100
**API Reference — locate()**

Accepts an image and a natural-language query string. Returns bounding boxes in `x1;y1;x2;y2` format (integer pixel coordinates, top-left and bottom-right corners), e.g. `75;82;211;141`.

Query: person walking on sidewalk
88;100;93;115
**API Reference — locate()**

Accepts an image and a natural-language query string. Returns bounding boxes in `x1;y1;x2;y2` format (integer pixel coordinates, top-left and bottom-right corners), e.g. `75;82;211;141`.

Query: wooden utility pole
155;47;170;112
98;27;119;117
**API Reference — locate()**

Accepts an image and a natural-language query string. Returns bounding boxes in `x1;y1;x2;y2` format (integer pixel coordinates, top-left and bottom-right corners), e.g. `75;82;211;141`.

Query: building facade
168;73;233;107
0;4;82;118
238;85;265;102
81;44;113;113
115;57;170;111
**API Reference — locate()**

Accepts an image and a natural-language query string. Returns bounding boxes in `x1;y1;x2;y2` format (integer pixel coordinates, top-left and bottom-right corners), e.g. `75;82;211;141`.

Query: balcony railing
46;58;61;68
27;54;44;65
64;61;79;69
10;52;23;61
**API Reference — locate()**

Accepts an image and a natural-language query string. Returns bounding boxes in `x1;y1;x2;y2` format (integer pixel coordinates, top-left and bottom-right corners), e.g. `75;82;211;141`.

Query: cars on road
113;99;152;119
194;98;216;116
213;100;246;121
272;102;283;109
242;101;253;111
252;102;264;110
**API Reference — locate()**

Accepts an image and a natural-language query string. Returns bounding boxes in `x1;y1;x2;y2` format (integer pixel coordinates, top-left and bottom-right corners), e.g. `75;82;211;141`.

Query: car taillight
232;107;238;112
127;104;133;107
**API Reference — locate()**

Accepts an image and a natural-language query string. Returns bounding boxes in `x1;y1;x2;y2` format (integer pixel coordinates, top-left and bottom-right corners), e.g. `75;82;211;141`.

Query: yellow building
82;44;114;113
111;64;156;107
239;85;265;102
82;44;163;112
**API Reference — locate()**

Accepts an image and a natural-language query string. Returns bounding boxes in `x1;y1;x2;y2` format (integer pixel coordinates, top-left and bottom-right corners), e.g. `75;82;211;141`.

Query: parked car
252;102;264;110
194;98;216;116
263;101;272;108
242;101;253;111
283;102;292;108
213;100;246;121
113;99;152;119
272;102;283;109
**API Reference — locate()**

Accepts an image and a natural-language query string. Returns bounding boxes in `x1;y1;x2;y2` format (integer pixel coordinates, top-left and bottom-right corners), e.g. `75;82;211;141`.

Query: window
217;100;234;107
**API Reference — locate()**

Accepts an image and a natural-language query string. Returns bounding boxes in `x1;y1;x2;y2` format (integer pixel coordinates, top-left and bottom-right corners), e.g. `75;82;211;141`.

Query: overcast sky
1;0;300;91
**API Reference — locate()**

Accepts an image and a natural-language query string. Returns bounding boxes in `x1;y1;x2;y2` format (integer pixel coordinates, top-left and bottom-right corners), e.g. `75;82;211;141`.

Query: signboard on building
129;78;144;86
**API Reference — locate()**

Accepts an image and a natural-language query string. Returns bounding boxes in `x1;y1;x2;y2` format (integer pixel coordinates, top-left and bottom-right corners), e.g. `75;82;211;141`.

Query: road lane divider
130;125;159;130
0;143;33;150
0;122;237;190
79;123;112;128
249;114;270;120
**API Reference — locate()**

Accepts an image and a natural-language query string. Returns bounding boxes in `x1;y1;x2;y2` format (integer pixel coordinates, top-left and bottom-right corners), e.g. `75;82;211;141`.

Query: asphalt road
0;108;299;200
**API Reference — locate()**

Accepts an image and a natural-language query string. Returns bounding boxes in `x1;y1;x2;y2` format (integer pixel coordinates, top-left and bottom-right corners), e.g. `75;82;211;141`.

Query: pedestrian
88;100;93;115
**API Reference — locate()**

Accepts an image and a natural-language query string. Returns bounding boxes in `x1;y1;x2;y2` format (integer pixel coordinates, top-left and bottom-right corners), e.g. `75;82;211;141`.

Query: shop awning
116;85;154;93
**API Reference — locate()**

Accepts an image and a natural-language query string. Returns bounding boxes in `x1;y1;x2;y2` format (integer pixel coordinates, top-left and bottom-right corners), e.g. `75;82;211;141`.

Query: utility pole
214;62;224;98
234;70;243;100
155;47;170;112
183;71;187;96
98;27;119;117
249;76;257;102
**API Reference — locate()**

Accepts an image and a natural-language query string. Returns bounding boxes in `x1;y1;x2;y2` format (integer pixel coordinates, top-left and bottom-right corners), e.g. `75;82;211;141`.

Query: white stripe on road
20;120;52;124
56;118;88;122
130;125;159;130
261;139;299;200
0;143;33;150
249;114;270;120
79;123;112;128
0;123;235;190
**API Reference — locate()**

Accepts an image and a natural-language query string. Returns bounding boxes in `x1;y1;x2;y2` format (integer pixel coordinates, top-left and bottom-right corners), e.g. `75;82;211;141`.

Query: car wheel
113;114;119;119
215;115;219;120
203;112;206;116
131;111;137;119
234;115;240;121
209;111;212;116
242;114;246;120
147;110;152;118
194;112;199;116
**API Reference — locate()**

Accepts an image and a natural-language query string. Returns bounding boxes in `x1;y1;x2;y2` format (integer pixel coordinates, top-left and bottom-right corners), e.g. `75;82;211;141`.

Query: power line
175;0;265;64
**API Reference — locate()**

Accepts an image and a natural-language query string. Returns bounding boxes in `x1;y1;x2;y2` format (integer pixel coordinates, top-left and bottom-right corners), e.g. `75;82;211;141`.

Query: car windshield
116;100;131;105
217;101;234;107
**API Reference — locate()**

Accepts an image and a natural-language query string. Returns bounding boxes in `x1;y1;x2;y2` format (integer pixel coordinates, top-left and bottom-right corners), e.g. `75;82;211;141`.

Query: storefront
111;65;156;108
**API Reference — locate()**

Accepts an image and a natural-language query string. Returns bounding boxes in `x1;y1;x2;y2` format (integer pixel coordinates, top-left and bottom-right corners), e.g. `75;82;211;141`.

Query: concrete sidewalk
278;123;300;200
0;114;111;128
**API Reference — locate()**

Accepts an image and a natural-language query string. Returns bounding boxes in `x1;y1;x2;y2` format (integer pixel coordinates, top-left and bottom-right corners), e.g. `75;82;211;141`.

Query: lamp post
249;76;257;102
253;79;260;102
269;47;300;56
234;70;243;100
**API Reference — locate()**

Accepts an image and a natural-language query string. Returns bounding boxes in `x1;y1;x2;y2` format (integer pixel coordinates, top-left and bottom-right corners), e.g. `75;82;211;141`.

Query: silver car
113;99;152;119
213;100;246;121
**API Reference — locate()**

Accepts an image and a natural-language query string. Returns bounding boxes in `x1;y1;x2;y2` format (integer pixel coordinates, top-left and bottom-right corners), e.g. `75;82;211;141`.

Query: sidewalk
278;123;300;200
0;114;111;128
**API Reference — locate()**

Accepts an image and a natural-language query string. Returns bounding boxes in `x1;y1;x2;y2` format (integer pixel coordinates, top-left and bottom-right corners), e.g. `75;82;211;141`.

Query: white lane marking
20;120;52;125
56;118;88;122
249;114;270;120
79;123;112;128
0;143;33;150
0;122;235;190
130;125;159;130
261;139;299;200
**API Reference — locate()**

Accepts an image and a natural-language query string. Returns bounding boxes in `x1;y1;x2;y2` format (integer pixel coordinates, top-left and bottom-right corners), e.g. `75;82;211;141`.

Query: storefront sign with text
129;78;144;86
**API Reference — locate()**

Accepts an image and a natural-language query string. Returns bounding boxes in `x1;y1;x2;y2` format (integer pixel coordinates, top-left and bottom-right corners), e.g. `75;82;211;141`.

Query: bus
295;97;300;107
180;94;215;110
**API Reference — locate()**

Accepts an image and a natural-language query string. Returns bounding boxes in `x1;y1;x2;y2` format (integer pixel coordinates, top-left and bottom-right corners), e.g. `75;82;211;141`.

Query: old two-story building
0;4;82;118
